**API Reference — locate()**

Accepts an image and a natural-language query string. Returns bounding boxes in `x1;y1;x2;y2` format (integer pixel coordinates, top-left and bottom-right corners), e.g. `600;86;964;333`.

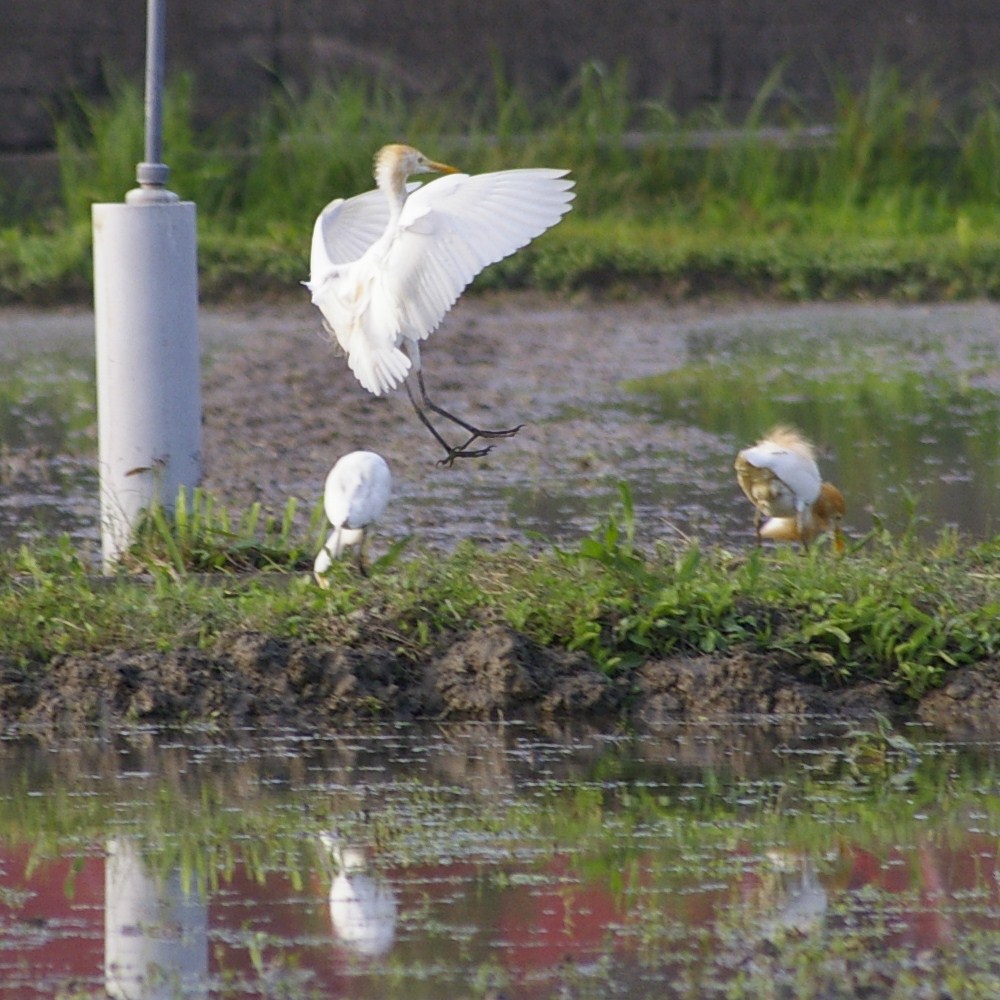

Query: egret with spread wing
314;451;391;584
735;426;845;551
305;144;575;465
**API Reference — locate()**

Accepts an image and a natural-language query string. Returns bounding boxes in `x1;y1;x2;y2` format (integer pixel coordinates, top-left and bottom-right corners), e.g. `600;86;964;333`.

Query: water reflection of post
104;837;208;998
321;836;398;958
758;852;828;937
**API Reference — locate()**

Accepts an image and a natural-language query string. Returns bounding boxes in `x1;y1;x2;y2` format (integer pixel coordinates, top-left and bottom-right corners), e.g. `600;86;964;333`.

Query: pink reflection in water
0;834;998;998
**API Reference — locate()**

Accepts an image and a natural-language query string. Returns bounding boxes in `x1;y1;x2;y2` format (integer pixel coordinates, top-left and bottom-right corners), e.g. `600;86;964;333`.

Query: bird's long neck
375;158;408;228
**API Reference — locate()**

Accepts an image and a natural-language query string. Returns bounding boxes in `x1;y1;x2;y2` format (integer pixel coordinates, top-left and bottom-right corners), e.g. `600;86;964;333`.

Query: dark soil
5;621;999;739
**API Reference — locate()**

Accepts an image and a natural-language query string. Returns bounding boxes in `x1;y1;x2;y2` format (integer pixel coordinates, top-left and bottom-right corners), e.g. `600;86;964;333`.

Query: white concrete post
92;0;201;568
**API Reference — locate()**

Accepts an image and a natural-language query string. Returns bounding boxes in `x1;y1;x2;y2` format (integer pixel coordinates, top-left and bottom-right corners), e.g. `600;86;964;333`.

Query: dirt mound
7;625;996;739
915;661;1000;737
632;654;896;725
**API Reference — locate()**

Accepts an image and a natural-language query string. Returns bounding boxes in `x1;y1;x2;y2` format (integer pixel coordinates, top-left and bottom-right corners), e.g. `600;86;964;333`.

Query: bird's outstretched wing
308;169;574;395
308;183;423;280
738;442;822;504
383;168;575;340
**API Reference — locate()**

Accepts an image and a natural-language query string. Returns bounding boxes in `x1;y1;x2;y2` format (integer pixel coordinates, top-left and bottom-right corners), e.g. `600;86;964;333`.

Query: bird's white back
738;440;822;504
324;451;392;530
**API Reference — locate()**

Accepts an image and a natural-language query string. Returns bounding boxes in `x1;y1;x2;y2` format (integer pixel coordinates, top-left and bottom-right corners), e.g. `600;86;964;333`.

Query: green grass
2;486;997;702
7;62;1000;302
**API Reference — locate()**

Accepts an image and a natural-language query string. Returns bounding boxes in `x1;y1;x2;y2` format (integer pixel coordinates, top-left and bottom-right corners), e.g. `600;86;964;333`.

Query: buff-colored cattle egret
314;451;391;584
735;426;846;551
305;143;575;465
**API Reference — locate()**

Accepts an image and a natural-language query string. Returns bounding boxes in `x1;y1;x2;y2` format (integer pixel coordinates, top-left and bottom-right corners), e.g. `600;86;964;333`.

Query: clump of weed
121;487;319;574
7;62;1000;302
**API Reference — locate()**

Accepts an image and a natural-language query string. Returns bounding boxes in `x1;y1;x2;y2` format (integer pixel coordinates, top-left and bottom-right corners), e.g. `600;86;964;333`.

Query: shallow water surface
1;299;999;555
1;722;999;998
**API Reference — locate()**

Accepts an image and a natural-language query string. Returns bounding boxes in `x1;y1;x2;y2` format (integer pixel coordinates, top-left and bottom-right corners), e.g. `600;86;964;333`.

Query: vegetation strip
2;487;998;730
7;64;1000;302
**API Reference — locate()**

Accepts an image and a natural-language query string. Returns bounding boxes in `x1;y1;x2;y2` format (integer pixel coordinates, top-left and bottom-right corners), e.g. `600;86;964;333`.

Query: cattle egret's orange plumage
305;143;575;465
735;426;846;551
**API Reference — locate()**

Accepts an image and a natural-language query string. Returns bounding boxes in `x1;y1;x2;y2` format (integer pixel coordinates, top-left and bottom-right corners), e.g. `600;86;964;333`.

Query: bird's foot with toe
437;439;495;467
435;422;524;465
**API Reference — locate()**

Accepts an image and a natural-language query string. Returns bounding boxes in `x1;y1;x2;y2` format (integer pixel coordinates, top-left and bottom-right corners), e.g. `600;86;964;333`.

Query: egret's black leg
405;373;524;466
417;372;524;441
405;381;494;465
356;530;370;577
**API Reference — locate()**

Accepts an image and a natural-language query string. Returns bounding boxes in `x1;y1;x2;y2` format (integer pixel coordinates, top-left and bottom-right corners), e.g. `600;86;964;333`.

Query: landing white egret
305;144;575;465
314;451;391;584
735;426;845;551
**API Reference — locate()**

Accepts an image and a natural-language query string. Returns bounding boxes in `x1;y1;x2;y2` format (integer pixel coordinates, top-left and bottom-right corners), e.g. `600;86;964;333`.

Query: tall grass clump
121;487;320;574
813;67;952;233
954;90;1000;208
53;73;234;225
695;65;806;221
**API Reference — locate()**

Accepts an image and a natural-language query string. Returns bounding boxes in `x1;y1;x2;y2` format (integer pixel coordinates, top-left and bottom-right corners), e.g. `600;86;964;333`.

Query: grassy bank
3;488;998;704
6;64;1000;302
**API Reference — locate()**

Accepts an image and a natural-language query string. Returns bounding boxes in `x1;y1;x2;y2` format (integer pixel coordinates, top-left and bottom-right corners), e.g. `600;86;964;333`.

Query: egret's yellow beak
833;527;846;555
427;158;459;175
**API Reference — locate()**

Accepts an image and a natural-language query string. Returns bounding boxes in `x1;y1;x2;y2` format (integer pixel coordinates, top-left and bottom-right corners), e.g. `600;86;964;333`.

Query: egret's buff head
759;424;816;462
374;144;459;192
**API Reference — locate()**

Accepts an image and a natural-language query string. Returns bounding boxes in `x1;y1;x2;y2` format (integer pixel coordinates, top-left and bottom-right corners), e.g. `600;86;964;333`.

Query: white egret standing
314;451;391;584
735;426;845;551
305;144;575;465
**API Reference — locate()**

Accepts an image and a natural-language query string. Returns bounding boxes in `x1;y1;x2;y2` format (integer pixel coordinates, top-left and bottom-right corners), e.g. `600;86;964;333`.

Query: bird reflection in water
321;836;398;958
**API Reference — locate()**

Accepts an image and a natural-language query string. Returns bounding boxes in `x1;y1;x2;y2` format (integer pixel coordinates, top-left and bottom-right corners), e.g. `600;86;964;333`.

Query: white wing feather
739;442;822;505
388;169;574;342
308;183;424;280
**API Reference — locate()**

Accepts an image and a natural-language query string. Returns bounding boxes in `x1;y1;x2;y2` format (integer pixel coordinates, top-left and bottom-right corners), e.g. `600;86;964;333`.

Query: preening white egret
735;426;845;551
305;143;575;465
314;451;391;584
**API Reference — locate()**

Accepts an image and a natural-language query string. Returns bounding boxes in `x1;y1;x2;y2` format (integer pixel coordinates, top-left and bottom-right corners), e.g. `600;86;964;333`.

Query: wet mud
5;621;999;739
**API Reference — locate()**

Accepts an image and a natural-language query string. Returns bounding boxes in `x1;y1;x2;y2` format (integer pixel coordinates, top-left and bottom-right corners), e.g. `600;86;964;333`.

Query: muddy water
1;722;999;998
2;296;999;557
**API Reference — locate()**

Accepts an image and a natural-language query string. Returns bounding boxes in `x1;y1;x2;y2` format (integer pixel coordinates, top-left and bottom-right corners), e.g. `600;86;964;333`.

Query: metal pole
92;0;202;569
143;0;165;166
134;0;173;200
